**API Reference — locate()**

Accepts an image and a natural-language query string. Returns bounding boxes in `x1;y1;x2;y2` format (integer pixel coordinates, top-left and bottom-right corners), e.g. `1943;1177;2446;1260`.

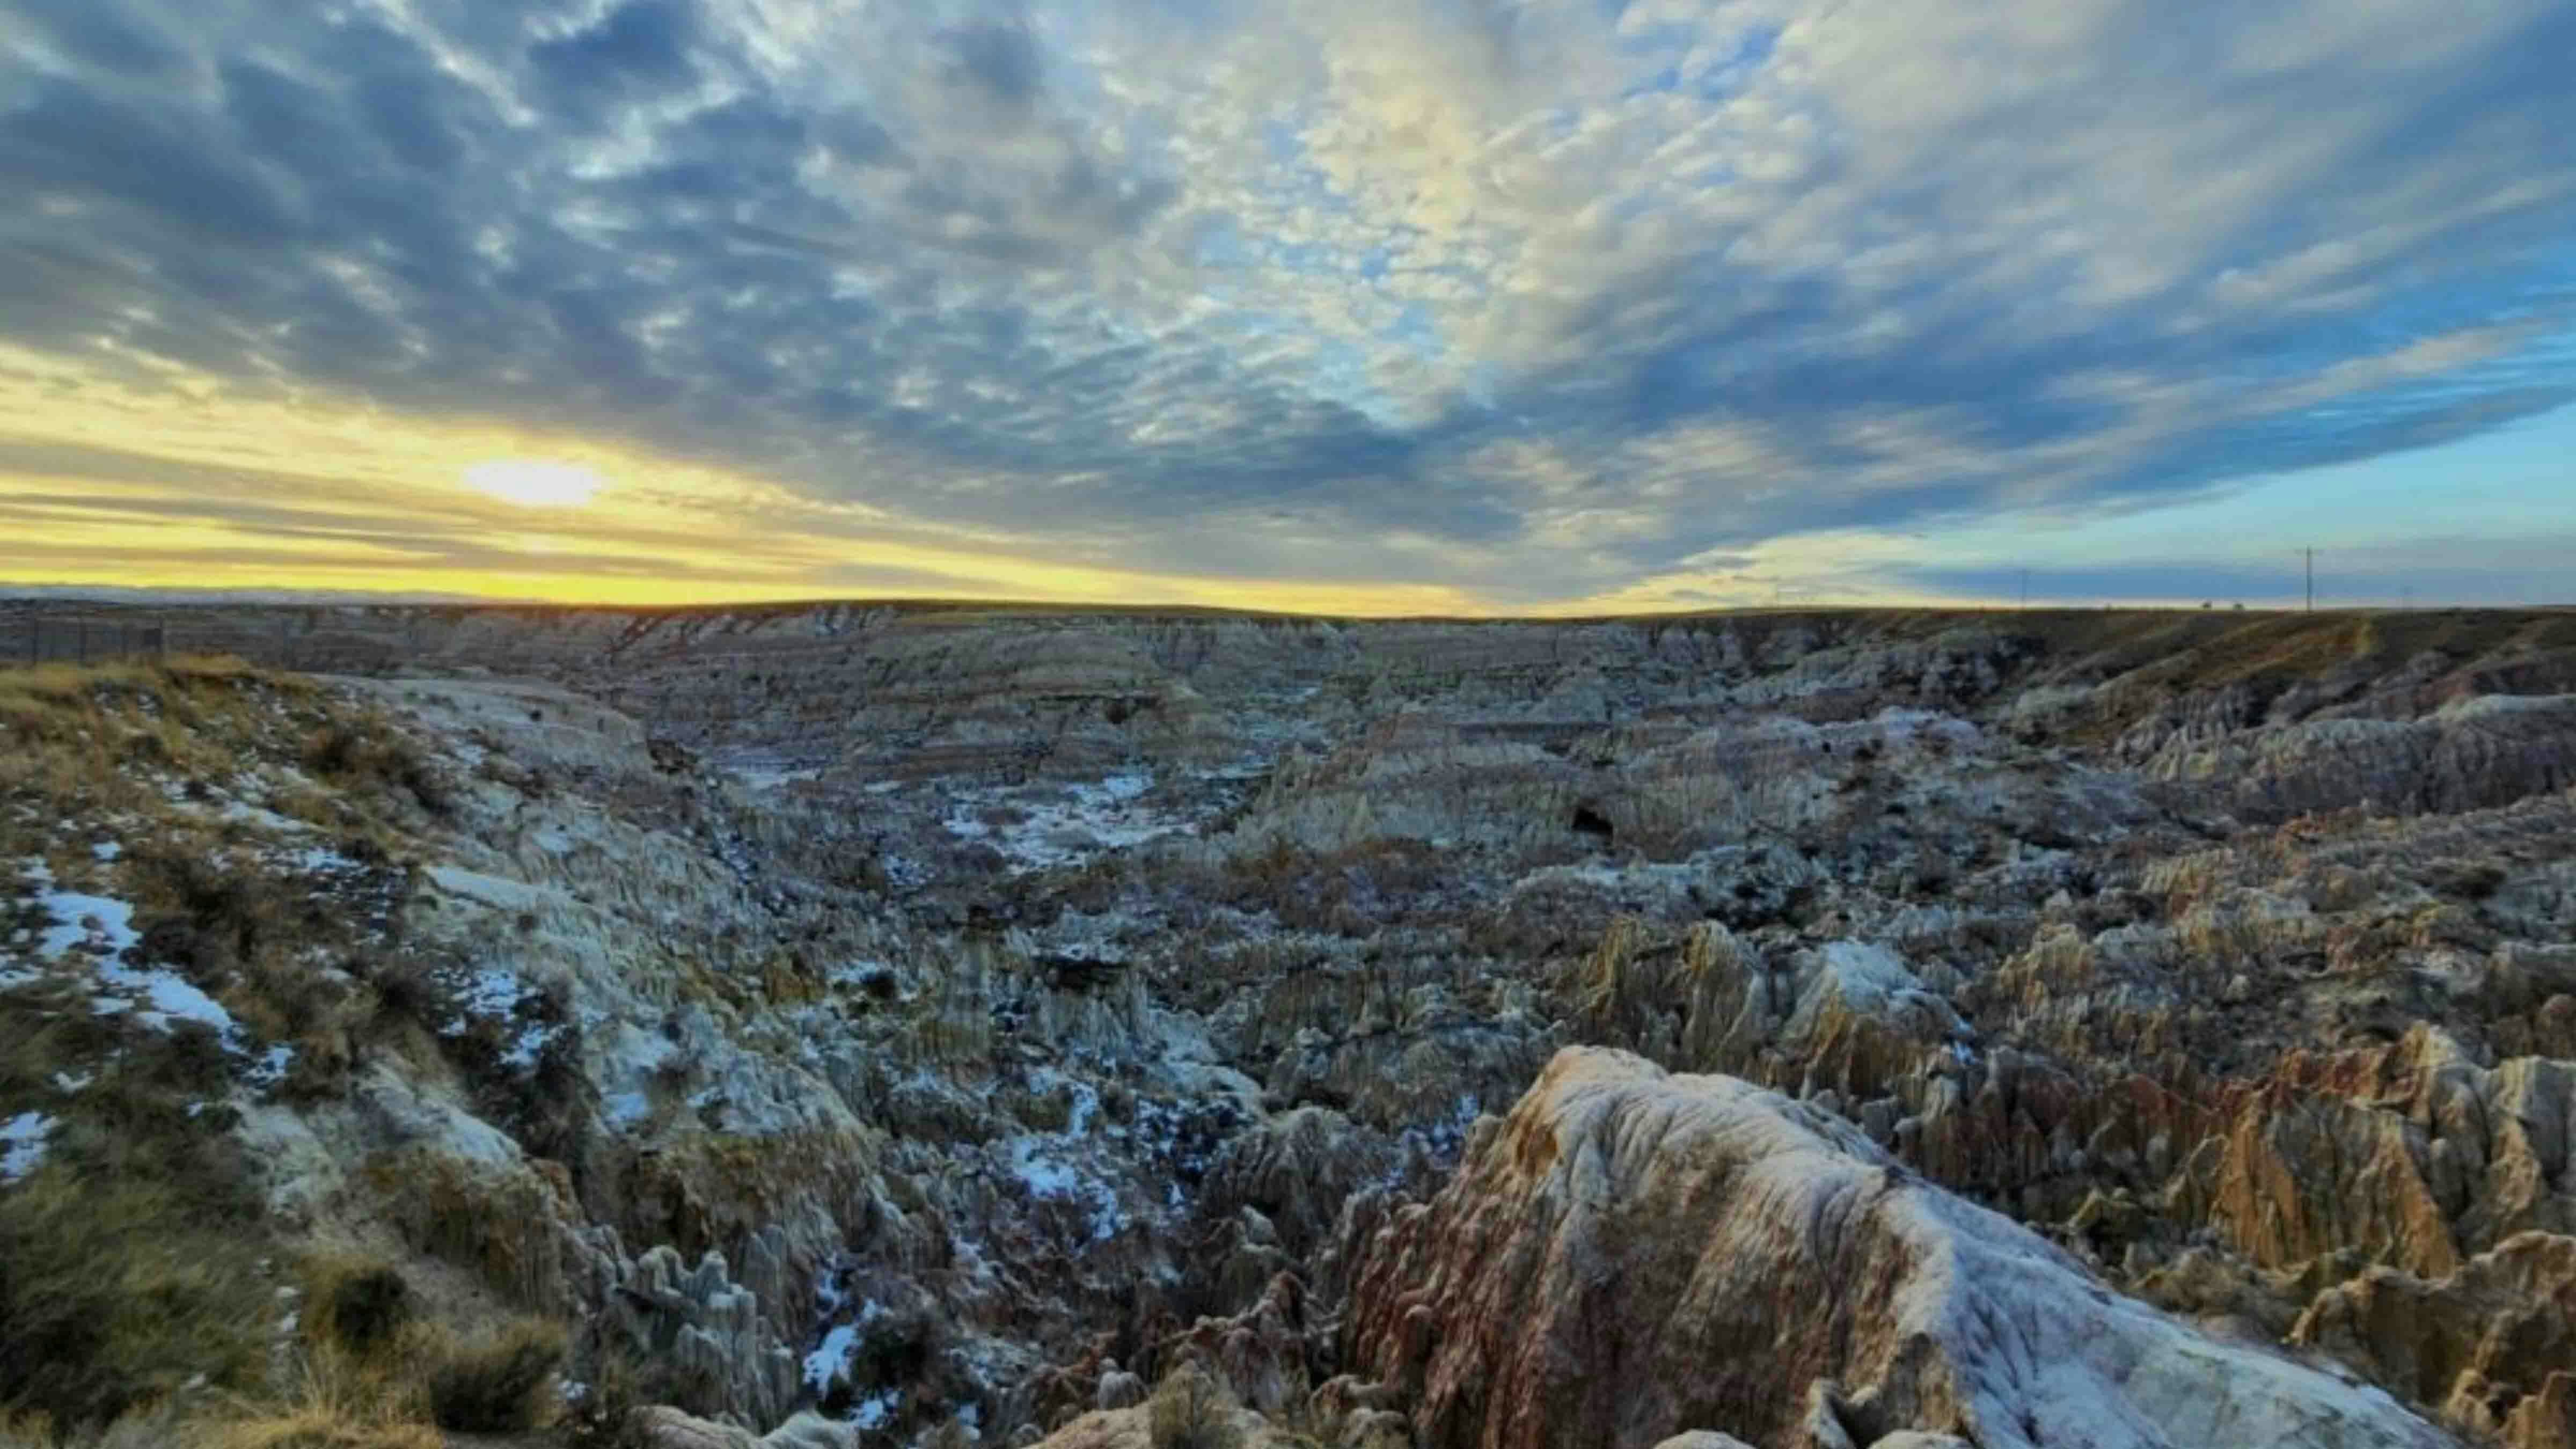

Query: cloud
939;19;1045;108
528;0;700;119
2;0;2574;603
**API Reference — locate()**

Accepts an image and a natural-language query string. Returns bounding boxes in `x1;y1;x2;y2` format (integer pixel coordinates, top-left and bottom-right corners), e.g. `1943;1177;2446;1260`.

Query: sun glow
462;458;605;507
0;347;1487;612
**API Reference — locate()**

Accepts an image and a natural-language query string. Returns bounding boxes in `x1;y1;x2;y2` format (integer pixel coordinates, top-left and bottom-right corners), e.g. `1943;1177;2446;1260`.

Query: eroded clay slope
1343;1048;2455;1449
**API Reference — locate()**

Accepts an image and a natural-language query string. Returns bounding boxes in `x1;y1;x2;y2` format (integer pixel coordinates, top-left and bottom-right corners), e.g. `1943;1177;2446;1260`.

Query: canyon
5;599;2576;1448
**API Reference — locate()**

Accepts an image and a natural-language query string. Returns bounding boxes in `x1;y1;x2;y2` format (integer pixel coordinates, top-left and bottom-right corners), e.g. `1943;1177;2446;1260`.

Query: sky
2;0;2572;613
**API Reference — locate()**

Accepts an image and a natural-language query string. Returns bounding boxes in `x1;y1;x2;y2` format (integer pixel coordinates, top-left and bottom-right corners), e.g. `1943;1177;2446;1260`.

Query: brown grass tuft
0;1158;266;1433
298;1257;413;1364
414;1318;565;1435
197;1348;441;1449
1148;1363;1242;1449
301;723;453;820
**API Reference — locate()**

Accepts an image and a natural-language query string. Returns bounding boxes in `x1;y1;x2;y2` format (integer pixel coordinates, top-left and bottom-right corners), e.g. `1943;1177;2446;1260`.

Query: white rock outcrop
1347;1048;2458;1449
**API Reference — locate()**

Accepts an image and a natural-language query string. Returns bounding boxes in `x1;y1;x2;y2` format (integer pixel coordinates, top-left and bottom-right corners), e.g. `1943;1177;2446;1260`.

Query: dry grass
0;1161;267;1432
114;848;376;1101
360;1151;571;1315
300;722;455;821
196;1350;442;1449
0;958;274;1437
187;1251;564;1449
2;658;424;1107
298;1256;415;1364
1148;1363;1243;1449
415;1319;566;1434
0;1406;194;1449
0;658;308;822
0;658;453;901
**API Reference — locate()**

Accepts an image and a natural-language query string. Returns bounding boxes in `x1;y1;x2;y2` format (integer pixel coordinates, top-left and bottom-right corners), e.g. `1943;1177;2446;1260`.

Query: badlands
5;599;2576;1449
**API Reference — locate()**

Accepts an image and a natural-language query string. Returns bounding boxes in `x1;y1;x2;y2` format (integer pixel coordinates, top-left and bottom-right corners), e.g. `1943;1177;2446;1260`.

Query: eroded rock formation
10;603;2576;1447
1345;1048;2454;1449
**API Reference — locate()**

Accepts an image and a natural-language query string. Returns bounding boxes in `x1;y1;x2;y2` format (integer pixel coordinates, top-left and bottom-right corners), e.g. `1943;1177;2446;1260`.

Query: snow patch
454;967;529;1020
436;965;561;1070
21;872;247;1040
30;862;141;962
851;1392;898;1430
940;772;1184;872
246;1044;296;1090
1;1112;51;1183
802;1298;891;1396
803;1324;861;1391
97;960;238;1035
1000;1077;1122;1241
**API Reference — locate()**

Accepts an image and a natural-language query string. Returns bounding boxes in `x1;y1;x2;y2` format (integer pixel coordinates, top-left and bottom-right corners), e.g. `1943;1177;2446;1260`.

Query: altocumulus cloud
4;0;2575;601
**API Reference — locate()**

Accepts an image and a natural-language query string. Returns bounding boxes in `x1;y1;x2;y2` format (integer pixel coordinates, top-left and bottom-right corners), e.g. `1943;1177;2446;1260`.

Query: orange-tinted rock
1346;1048;2456;1449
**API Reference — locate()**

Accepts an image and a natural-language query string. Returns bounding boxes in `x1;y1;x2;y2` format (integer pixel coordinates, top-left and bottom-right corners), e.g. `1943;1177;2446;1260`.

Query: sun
462;458;604;507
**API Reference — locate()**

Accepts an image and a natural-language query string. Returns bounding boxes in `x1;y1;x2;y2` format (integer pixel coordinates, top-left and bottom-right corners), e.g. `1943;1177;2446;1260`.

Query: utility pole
2019;567;2030;609
2303;548;2315;613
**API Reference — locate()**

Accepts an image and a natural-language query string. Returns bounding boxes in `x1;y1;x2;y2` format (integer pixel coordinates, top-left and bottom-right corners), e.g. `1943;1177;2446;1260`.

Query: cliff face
9;604;2576;1448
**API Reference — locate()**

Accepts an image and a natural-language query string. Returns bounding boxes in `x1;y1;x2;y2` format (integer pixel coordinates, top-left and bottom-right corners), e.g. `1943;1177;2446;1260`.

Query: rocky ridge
1344;1047;2447;1449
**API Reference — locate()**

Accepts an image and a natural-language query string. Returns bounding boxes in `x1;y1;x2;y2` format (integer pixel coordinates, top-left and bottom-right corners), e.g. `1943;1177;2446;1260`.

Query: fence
4;618;172;669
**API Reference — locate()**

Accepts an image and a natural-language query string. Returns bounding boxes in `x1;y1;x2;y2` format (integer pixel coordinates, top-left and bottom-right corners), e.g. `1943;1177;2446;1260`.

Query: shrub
301;723;453;819
124;848;286;979
300;1257;413;1362
416;1319;566;1434
0;1165;266;1431
1147;1364;1241;1449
